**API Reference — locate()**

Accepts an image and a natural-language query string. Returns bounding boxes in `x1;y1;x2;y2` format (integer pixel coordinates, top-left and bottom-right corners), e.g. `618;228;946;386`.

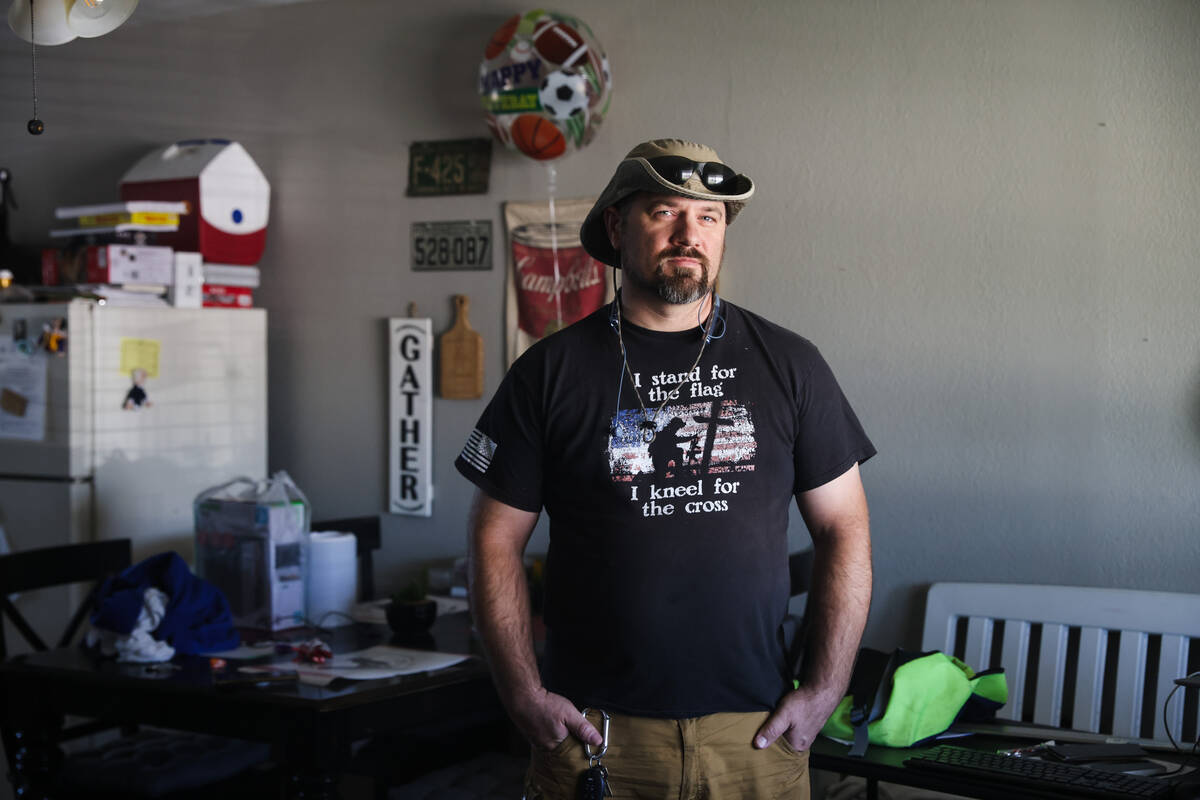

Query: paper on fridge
0;341;47;441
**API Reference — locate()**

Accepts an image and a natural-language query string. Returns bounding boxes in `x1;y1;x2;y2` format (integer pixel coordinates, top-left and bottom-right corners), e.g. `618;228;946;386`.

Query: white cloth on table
85;587;176;662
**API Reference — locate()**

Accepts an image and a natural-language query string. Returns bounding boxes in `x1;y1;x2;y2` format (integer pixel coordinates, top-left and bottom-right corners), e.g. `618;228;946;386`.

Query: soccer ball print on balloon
479;10;612;161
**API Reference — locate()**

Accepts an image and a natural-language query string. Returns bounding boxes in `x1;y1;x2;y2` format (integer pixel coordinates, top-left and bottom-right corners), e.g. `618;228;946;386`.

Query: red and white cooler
120;139;270;266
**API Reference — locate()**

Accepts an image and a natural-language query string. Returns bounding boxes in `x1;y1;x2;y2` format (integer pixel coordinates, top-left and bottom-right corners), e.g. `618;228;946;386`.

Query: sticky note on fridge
119;338;160;377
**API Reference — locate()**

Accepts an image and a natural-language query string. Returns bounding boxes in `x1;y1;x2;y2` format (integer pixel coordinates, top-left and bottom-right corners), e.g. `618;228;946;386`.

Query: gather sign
389;317;433;517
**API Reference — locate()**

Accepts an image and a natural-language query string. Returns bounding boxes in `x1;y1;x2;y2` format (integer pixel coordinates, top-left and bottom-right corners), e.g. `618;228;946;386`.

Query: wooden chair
783;548;815;678
0;539;273;798
789;548;814;597
0;538;132;660
0;538;134;777
311;515;382;601
921;581;1200;747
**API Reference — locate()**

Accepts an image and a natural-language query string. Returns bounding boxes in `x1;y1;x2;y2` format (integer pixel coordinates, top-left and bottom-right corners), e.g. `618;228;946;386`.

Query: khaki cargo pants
524;711;810;800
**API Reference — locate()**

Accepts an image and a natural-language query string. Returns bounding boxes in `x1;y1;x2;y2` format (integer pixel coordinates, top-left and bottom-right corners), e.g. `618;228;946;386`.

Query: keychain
577;708;613;799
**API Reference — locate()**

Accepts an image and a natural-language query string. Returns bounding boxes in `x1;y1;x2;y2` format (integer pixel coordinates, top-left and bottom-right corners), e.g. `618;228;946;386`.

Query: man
456;139;875;799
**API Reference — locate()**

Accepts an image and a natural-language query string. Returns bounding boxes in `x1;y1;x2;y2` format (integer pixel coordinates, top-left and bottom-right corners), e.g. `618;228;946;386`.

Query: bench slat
1033;623;1068;727
1111;630;1148;739
1072;626;1106;734
998;620;1030;722
1155;634;1188;743
964;616;993;668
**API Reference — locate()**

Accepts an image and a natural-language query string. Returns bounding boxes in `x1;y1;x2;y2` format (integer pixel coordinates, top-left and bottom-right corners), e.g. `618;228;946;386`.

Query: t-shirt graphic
608;399;757;482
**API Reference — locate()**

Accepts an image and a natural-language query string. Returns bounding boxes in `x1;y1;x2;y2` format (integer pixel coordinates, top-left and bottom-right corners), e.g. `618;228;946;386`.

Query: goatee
653;247;710;304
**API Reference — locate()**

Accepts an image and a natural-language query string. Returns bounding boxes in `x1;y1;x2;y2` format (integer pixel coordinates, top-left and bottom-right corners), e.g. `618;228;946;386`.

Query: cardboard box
41;247;87;285
202;283;254;308
86;244;175;285
195;492;308;631
170;251;203;308
41;248;63;285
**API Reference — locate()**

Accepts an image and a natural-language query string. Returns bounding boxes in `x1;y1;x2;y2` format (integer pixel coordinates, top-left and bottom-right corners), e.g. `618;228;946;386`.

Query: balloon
479;10;612;161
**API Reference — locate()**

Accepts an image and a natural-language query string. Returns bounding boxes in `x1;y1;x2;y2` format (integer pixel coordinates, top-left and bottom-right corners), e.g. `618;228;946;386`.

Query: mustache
656;246;709;266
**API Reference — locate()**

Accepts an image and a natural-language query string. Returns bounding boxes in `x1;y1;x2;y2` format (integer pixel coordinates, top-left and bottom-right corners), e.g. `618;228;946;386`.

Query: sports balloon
479;10;612;161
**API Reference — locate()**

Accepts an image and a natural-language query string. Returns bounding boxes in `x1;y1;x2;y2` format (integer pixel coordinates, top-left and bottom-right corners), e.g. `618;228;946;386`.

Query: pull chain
27;0;44;135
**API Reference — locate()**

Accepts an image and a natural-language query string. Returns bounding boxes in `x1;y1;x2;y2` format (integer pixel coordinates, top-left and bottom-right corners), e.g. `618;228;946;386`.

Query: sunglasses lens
647;157;739;195
649;156;696;185
699;163;737;191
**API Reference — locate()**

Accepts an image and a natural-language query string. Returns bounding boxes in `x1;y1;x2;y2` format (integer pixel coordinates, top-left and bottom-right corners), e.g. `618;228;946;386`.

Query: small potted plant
386;577;437;634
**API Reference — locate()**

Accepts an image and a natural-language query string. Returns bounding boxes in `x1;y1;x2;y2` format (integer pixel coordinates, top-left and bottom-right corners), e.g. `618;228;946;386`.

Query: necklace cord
613;291;721;443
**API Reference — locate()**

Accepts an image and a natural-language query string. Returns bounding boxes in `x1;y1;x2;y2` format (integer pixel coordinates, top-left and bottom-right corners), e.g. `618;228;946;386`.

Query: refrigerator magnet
122;368;152;410
119;338;160;411
38;318;67;355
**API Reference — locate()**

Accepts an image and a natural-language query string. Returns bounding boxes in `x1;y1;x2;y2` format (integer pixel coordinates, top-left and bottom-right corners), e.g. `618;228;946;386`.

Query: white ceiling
126;0;323;25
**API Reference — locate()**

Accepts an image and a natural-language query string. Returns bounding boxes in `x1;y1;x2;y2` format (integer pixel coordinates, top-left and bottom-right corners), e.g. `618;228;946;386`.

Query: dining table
0;609;501;799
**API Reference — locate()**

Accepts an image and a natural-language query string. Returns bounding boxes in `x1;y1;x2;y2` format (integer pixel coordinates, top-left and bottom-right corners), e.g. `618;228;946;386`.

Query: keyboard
904;745;1170;799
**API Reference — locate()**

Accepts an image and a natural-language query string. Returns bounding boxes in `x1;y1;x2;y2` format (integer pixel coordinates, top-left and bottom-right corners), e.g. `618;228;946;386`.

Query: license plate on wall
407;138;491;196
409;220;492;271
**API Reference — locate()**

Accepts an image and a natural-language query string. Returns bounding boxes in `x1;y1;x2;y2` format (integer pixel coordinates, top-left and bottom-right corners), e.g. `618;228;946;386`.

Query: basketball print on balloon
510;114;566;160
479;10;612;161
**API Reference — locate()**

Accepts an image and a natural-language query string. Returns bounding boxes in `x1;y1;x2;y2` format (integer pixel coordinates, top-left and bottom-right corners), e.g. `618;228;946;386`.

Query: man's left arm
754;462;872;751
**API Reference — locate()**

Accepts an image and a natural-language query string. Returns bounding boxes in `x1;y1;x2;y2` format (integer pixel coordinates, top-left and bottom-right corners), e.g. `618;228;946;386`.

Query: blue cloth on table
91;552;239;654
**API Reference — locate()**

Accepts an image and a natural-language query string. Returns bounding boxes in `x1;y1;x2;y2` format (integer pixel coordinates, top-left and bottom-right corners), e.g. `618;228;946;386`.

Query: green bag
819;648;1007;757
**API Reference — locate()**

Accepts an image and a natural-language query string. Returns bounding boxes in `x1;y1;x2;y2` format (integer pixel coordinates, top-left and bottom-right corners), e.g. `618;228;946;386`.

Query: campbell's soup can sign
511;223;606;338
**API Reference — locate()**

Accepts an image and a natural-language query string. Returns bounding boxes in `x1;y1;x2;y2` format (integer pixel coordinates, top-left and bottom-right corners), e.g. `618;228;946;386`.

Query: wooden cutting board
438;294;484;399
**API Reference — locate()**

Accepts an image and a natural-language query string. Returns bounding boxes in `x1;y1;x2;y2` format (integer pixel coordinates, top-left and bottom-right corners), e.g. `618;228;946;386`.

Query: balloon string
546;162;563;328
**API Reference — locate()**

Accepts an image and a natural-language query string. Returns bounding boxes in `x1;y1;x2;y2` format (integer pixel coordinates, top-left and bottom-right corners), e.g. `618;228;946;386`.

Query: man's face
604;192;727;304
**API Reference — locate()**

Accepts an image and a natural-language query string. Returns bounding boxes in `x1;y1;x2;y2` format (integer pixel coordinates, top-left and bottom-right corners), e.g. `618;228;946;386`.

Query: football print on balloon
479;10;612;161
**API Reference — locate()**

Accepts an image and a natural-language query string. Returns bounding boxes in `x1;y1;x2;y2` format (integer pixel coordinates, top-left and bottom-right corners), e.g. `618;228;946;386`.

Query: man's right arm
467;489;601;750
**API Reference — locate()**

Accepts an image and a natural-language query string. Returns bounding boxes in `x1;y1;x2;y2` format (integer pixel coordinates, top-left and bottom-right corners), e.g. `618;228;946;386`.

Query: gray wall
2;0;1197;649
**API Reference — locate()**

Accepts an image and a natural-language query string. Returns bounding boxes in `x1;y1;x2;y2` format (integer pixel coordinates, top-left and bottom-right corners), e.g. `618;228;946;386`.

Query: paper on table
349;595;469;625
348;600;389;626
432;595;470;615
200;642;279;659
240;645;471;686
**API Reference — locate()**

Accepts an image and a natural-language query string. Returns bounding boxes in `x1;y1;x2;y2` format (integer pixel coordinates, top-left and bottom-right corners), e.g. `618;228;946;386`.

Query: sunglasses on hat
645;156;741;195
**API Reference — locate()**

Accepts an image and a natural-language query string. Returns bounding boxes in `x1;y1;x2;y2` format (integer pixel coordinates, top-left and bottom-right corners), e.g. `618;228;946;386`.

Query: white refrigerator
0;299;266;646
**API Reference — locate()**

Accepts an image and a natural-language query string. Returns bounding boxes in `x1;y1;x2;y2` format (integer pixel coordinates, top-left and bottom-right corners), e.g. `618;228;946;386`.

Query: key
576;764;608;800
599;764;614;797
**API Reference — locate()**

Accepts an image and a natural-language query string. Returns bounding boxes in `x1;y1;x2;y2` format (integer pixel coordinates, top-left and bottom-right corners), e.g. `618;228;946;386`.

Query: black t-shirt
456;299;875;717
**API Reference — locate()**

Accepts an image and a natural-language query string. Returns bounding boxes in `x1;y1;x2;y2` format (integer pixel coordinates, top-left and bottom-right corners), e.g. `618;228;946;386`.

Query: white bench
921;582;1200;748
814;582;1200;799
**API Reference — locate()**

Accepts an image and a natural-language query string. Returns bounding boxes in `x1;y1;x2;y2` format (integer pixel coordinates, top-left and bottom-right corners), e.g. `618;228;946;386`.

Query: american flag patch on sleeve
460;428;497;473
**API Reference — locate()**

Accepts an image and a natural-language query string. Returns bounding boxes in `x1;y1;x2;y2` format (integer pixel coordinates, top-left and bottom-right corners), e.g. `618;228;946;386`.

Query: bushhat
579;138;754;268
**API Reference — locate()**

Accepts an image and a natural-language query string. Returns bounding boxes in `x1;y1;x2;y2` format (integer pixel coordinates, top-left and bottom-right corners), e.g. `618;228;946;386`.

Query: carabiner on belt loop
581;708;610;765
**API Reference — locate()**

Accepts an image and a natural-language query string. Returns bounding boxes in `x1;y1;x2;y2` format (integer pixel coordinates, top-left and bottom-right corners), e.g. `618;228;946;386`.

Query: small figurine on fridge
122;367;152;410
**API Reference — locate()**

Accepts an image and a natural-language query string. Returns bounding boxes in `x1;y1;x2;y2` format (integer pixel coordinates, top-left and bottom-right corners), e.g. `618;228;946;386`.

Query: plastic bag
193;471;310;631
